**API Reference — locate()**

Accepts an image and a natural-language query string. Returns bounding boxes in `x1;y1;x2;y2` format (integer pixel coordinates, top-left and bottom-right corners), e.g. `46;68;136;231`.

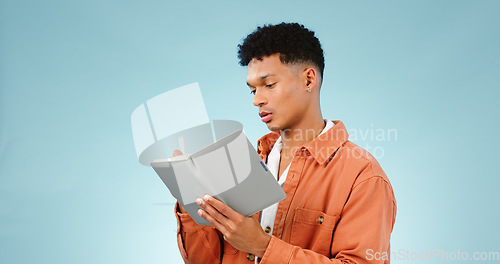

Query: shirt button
265;226;271;234
317;216;324;224
247;253;255;261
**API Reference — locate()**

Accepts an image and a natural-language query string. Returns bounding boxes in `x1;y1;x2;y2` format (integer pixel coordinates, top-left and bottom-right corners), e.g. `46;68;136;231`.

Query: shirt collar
257;120;349;166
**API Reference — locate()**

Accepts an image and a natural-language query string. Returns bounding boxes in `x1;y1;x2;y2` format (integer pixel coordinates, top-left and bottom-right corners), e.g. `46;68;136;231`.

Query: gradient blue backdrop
1;0;499;263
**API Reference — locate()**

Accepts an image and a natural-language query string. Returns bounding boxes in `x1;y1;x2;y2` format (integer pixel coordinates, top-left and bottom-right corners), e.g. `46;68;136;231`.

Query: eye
250;90;256;95
265;82;276;88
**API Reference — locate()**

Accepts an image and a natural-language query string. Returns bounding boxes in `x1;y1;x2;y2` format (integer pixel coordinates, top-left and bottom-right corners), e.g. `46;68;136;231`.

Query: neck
280;114;325;155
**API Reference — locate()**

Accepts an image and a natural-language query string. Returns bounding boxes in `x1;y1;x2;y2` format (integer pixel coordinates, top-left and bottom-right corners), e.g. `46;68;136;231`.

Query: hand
172;150;188;214
196;194;271;258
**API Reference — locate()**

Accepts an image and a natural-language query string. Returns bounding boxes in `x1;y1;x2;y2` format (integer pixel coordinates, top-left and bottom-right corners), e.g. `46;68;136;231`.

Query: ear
303;67;317;90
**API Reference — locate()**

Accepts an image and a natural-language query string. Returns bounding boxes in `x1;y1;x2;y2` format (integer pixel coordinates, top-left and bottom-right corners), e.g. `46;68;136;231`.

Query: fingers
202;195;239;220
173;150;183;157
198;197;230;224
197;198;228;234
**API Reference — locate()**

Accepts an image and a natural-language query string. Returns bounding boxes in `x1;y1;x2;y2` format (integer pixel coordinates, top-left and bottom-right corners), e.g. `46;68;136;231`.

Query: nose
252;89;267;107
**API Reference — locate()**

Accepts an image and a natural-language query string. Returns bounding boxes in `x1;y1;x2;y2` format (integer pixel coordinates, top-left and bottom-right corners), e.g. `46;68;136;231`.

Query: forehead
246;54;290;82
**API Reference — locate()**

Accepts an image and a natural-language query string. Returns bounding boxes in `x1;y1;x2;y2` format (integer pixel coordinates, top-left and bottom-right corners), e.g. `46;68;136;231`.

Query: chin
266;121;282;132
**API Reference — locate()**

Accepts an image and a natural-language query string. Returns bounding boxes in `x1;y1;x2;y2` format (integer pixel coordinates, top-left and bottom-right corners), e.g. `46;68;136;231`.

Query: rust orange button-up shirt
175;120;397;264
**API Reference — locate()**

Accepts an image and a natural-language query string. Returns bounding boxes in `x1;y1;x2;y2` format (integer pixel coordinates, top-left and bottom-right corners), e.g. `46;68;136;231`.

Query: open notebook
151;130;286;225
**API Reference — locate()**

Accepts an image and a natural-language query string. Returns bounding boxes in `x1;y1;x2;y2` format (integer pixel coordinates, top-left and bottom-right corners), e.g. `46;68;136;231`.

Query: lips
259;111;272;123
259;111;271;117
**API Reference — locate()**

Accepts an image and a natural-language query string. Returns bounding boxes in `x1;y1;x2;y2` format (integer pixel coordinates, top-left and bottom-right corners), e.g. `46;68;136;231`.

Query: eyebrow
246;74;275;87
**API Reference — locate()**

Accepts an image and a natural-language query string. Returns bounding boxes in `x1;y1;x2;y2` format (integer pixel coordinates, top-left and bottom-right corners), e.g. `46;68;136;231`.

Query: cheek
275;93;294;111
276;92;305;119
284;89;305;107
271;82;304;114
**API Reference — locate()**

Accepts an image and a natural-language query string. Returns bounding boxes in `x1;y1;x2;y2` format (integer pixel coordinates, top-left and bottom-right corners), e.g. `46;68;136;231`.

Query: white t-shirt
256;119;334;262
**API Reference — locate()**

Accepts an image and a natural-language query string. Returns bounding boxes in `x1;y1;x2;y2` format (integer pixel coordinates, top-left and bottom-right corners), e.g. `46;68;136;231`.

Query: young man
174;22;397;263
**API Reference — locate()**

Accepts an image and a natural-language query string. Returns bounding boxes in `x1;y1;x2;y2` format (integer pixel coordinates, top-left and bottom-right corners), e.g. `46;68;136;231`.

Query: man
174;22;396;263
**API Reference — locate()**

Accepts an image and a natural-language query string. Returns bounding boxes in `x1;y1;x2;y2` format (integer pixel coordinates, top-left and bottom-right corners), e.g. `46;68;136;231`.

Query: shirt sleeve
175;201;224;264
259;176;397;264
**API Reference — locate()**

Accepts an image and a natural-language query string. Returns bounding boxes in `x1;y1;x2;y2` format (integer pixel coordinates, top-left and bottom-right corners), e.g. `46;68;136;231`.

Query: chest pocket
290;207;340;257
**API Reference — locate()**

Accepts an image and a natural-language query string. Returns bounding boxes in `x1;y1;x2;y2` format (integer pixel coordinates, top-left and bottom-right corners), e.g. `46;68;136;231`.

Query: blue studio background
1;0;499;263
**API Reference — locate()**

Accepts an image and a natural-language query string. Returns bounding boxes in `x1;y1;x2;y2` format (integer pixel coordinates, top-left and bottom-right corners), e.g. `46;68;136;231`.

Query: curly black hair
237;22;325;79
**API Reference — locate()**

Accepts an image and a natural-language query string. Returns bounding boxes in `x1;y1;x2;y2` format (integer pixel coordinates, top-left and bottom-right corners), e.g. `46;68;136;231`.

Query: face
246;53;311;132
